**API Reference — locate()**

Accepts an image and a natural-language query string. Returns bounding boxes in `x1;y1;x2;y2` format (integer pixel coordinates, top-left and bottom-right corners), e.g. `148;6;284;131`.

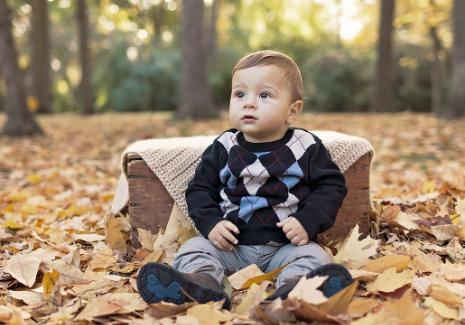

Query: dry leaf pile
0;112;464;325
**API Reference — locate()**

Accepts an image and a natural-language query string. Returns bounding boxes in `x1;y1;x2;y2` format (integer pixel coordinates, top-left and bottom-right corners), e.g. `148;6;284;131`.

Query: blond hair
232;50;304;102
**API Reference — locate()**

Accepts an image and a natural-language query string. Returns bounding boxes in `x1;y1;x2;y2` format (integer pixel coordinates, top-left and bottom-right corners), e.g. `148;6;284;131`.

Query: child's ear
287;100;303;125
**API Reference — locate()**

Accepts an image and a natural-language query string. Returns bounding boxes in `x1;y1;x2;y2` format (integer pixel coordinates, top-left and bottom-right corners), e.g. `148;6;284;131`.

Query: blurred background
0;0;463;137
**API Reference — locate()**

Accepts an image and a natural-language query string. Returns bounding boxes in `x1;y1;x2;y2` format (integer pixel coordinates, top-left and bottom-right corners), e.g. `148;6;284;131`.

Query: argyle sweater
185;128;348;245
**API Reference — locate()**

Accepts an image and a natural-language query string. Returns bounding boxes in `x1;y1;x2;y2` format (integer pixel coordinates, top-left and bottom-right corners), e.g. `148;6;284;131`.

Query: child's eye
259;92;270;99
235;91;245;98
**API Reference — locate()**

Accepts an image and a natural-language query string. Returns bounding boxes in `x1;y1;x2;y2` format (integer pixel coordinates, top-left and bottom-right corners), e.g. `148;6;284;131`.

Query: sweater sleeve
291;135;348;241
185;140;226;238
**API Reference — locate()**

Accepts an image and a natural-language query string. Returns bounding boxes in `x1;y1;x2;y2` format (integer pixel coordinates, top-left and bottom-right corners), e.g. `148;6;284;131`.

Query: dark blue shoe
137;262;231;309
265;263;353;301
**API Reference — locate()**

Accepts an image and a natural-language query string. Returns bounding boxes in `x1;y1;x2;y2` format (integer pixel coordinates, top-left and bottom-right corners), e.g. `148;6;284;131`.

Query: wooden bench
125;146;373;247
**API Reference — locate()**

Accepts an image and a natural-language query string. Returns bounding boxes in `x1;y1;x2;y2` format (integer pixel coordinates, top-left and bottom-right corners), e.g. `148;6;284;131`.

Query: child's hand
208;221;240;251
277;217;309;246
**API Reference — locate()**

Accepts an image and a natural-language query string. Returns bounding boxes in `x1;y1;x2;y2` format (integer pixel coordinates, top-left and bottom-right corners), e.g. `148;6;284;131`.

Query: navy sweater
185;128;348;245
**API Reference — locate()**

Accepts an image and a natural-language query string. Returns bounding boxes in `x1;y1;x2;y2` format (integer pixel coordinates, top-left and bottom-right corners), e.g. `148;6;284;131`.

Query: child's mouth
242;115;256;121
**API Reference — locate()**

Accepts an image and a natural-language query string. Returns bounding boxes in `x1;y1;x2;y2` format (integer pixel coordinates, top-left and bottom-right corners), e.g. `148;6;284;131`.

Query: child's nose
243;97;256;109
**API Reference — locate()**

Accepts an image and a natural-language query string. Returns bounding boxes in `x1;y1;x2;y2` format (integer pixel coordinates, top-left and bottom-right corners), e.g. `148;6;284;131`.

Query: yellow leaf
348;298;379;316
427;284;462;307
187;303;233;324
361;254;411;273
240;263;288;290
456;197;465;223
228;264;264;290
7;189;31;201
177;225;197;245
1;204;14;213
3;219;24;230
423;297;459;320
366;268;415;293
26;174;42;184
234;282;270;315
43;269;61;305
351;291;424;325
141;249;163;265
331;224;380;269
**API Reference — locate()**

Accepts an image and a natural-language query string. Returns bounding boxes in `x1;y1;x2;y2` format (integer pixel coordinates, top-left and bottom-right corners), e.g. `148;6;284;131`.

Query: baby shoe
137;262;231;309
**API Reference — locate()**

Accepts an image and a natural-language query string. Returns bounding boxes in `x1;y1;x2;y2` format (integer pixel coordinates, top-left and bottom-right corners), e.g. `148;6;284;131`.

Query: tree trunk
429;25;442;115
206;0;219;59
0;0;43;137
439;0;465;118
76;0;95;115
30;0;53;114
370;0;395;112
176;0;217;120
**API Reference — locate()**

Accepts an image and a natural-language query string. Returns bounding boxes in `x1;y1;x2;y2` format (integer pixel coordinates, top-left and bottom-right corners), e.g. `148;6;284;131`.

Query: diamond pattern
217;130;316;225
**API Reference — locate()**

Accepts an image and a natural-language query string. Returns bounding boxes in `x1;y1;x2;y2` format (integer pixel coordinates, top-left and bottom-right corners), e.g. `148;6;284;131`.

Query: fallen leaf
427;284;463;307
446;237;465;262
351;291;424;325
43;269;61;305
9;290;44;305
239;263;289;290
348;298;379;316
147;301;196;319
141;249;163;265
228;264;264;290
430;224;463;241
441;260;465;282
177;225;197;245
288;276;328;304
366;268;415;293
235;281;270;315
330;224;380;269
284;281;358;323
423;297;459;320
186;302;233;325
105;210;130;254
4;254;41;288
137;228;158;251
361;254;411;273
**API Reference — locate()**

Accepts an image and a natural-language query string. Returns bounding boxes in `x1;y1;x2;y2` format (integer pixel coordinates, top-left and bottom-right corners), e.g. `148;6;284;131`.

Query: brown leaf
147;301;196;319
366;268;415;293
186;302;233;325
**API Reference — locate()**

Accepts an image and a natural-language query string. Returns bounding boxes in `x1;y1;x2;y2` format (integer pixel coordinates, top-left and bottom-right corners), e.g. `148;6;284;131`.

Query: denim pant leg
265;241;332;288
173;236;242;286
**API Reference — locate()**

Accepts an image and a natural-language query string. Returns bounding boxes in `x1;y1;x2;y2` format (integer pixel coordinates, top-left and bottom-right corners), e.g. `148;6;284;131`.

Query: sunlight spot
166;2;177;11
102;39;113;49
58;0;71;8
151;0;162;4
284;8;299;21
256;22;266;34
399;57;409;67
129;0;139;4
162;30;173;42
66;65;81;86
57;80;69;95
339;17;362;40
51;59;61;71
127;47;138;61
109;4;119;14
20;4;31;14
137;29;148;39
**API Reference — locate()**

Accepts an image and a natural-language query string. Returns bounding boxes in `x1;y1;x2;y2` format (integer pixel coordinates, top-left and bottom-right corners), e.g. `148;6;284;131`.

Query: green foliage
301;49;372;112
95;47;180;112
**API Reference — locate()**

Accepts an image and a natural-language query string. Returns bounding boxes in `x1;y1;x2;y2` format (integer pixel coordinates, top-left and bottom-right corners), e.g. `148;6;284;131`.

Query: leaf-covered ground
0;112;464;325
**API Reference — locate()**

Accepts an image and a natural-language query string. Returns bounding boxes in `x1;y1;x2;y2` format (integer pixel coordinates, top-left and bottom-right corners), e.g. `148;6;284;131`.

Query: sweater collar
236;128;294;152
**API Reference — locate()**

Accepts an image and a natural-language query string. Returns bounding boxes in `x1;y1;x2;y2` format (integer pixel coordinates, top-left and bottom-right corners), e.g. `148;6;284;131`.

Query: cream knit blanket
111;131;374;225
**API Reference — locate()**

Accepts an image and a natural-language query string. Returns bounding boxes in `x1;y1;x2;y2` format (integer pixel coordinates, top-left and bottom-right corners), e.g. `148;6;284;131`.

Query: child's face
229;65;302;143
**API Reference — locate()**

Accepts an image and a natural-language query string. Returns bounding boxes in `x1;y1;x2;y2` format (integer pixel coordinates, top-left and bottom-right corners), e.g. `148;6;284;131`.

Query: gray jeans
173;236;332;288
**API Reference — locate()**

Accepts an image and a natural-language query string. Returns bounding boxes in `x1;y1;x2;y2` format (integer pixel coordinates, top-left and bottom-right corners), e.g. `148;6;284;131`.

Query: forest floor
0;112;465;325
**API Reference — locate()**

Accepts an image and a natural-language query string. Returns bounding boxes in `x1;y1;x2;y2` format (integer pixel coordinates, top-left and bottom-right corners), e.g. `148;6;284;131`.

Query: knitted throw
111;131;374;233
